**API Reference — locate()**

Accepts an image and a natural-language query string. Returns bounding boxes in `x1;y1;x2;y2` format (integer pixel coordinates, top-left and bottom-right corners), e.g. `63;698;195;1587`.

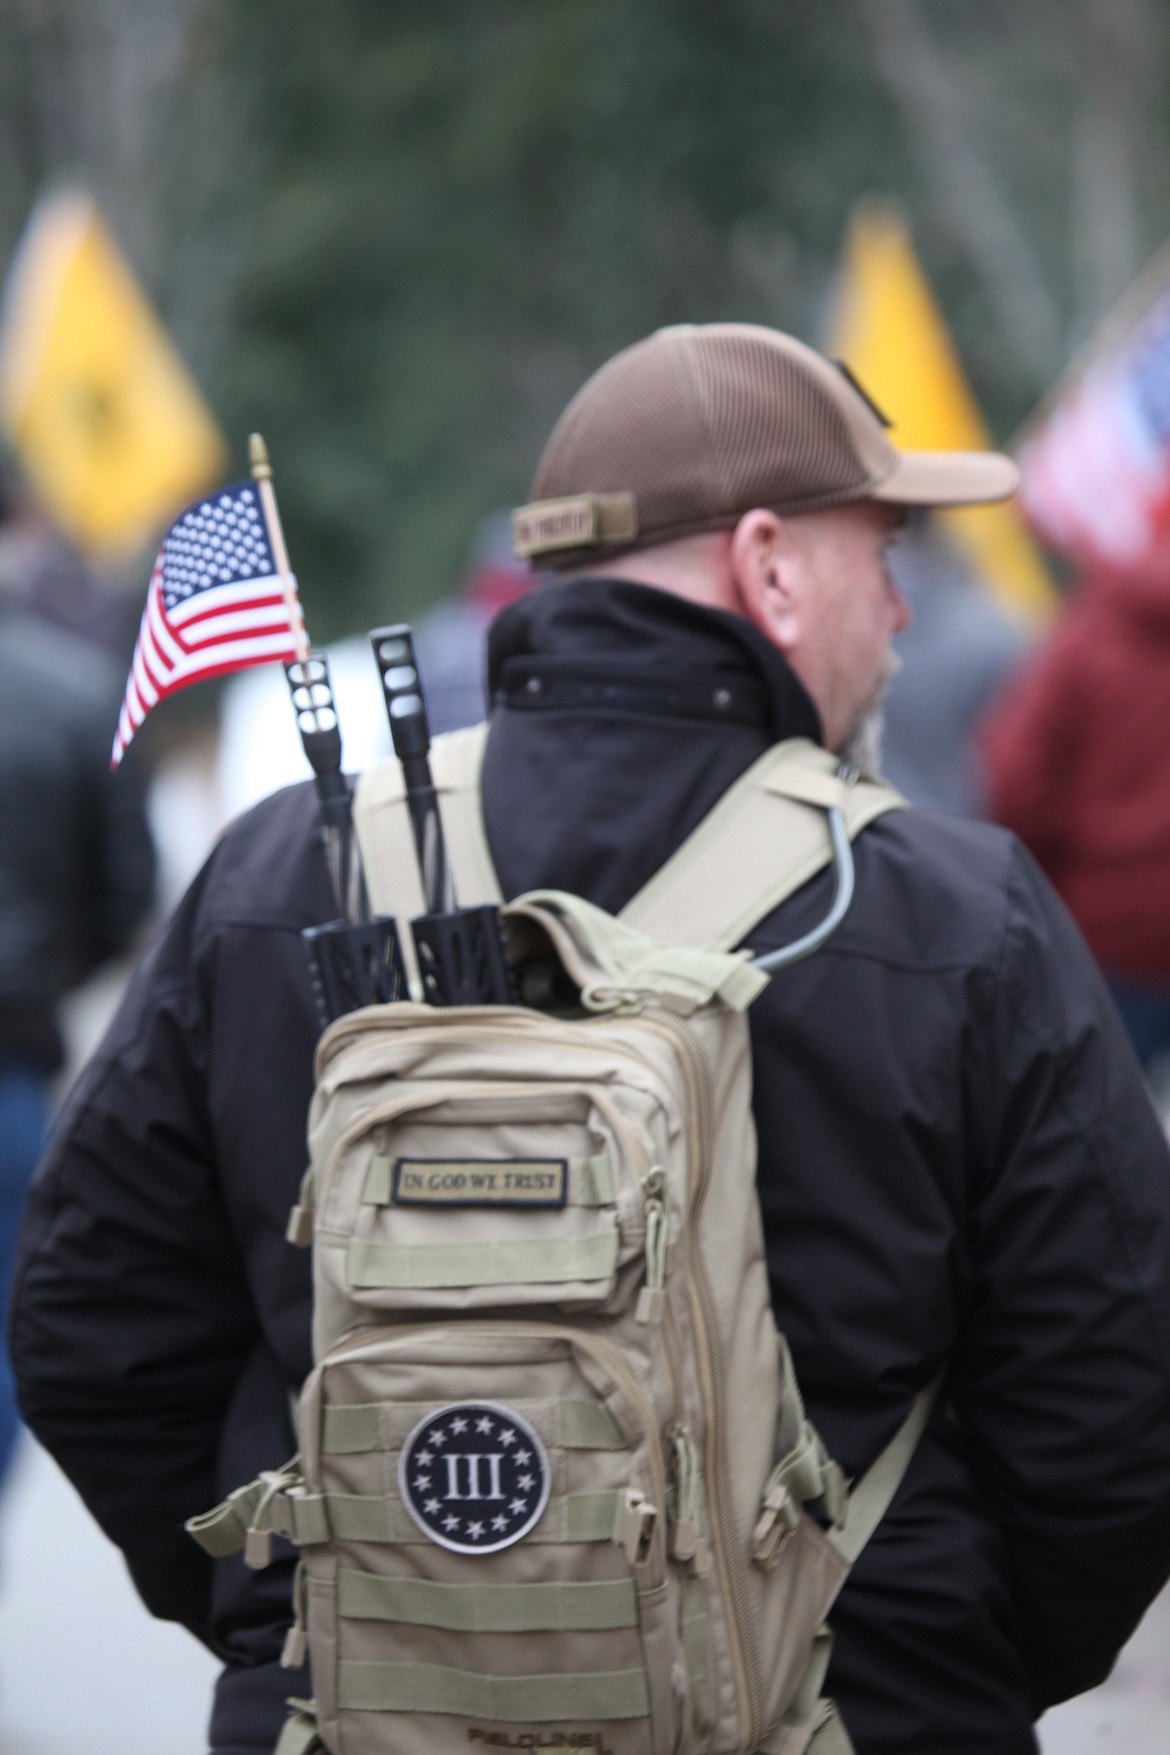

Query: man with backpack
12;324;1170;1755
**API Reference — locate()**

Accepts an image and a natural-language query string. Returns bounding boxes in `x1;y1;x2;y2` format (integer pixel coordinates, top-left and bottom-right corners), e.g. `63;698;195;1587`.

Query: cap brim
872;448;1019;508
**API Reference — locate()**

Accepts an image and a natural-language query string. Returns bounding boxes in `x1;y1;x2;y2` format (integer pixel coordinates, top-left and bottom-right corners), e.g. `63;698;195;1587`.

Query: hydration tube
752;765;859;974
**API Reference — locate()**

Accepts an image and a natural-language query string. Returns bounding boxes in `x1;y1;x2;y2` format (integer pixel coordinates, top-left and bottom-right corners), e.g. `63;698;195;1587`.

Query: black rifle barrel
287;651;405;1027
369;625;454;916
285;652;367;924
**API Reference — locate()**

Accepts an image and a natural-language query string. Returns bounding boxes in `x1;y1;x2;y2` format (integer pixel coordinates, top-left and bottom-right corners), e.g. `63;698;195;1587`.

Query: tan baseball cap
513;322;1018;566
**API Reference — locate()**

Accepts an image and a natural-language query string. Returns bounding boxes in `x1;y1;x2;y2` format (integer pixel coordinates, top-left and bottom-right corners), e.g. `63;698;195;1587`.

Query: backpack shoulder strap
352;721;502;919
619;737;906;950
354;727;905;954
828;1376;939;1565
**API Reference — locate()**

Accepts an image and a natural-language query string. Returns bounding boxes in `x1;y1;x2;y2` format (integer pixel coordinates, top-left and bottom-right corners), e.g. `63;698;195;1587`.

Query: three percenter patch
398;1401;551;1555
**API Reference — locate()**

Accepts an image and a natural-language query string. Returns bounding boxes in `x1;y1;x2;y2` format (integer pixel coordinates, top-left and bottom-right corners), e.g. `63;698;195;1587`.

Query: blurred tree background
1;0;1168;635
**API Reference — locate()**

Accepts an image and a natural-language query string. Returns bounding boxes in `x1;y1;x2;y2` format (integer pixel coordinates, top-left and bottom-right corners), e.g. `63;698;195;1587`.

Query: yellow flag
0;190;227;557
828;201;1055;624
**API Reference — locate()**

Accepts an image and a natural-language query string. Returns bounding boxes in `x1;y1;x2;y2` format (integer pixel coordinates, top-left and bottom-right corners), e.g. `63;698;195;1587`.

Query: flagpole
249;431;367;930
249;432;311;665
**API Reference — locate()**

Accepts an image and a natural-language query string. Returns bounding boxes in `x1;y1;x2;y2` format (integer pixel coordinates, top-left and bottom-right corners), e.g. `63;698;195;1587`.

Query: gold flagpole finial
249;432;273;480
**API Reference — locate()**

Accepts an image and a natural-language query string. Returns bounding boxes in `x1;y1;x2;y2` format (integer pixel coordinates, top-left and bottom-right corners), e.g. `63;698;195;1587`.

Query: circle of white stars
160;487;276;608
397;1401;550;1557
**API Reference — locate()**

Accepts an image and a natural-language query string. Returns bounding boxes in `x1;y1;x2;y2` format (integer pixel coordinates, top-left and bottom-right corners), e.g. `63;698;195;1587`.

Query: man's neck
557;531;738;612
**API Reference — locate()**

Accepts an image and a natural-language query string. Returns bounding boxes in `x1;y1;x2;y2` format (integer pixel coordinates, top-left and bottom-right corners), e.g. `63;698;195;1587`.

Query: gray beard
838;704;886;777
836;650;901;777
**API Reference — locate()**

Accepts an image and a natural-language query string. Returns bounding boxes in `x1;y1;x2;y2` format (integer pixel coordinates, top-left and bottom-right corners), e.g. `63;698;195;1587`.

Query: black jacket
13;580;1170;1755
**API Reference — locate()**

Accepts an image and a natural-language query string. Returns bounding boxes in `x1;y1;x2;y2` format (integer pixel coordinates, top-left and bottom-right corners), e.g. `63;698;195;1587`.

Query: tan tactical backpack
189;731;934;1755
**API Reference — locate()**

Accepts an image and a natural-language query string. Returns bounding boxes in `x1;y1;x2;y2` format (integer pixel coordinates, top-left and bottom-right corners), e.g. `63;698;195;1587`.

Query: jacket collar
486;576;823;746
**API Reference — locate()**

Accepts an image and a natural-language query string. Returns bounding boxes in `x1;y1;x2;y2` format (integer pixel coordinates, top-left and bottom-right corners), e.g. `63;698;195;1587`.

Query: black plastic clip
411;904;515;1007
302;916;407;1032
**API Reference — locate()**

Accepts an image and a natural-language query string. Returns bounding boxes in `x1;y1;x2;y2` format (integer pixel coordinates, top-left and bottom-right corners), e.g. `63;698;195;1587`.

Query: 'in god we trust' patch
398;1402;551;1554
392;1158;568;1208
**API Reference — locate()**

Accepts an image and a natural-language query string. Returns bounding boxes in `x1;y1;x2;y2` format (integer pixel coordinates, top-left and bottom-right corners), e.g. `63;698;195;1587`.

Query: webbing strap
619;738;905;951
338;1568;637;1632
361;1152;615;1209
346;1228;619;1290
763;1421;845;1525
338;1659;651;1720
289;1488;623;1547
322;1396;625;1455
829;1378;939;1565
274;1701;322;1755
185;1480;264;1557
807;1702;856;1755
560;1398;625;1448
682;1573;710;1737
320;1404;380;1452
566;1490;626;1541
288;1493;334;1545
576;1153;617;1207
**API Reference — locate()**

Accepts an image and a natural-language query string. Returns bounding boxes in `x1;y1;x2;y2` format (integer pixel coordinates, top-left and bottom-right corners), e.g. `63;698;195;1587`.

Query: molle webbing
287;1487;627;1548
337;1659;651;1720
345;1228;620;1291
338;1568;638;1632
188;1483;629;1558
322;1396;625;1454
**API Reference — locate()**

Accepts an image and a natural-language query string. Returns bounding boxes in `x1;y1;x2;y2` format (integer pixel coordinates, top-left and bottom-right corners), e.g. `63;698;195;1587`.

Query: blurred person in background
0;472;136;658
0;470;155;1490
980;559;1170;1071
881;514;1031;816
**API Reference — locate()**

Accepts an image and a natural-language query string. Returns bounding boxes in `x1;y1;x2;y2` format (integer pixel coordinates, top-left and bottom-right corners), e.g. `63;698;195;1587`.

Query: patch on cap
513;492;637;560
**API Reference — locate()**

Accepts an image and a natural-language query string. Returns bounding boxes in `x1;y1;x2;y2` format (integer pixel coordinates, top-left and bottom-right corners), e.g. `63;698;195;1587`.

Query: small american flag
111;480;304;767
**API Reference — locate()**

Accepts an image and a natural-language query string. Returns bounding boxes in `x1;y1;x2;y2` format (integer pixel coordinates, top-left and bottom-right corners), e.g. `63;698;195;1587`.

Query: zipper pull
751;1476;801;1568
286;1167;315;1248
636;1167;668;1325
615;1488;658;1566
669;1426;711;1574
281;1561;309;1668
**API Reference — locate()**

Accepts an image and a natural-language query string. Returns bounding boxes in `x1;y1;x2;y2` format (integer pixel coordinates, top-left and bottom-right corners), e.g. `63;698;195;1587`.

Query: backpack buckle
752;1482;801;1568
245;1462;304;1569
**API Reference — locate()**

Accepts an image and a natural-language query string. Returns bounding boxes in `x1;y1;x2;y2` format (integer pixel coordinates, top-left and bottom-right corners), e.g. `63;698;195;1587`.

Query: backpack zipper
639;1008;764;1751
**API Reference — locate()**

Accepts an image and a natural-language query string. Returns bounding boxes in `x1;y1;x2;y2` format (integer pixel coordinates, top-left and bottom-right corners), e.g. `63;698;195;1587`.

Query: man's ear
728;509;802;656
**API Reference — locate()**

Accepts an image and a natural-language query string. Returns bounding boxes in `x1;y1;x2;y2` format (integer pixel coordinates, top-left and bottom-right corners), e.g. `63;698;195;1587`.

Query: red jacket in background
981;566;1170;982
